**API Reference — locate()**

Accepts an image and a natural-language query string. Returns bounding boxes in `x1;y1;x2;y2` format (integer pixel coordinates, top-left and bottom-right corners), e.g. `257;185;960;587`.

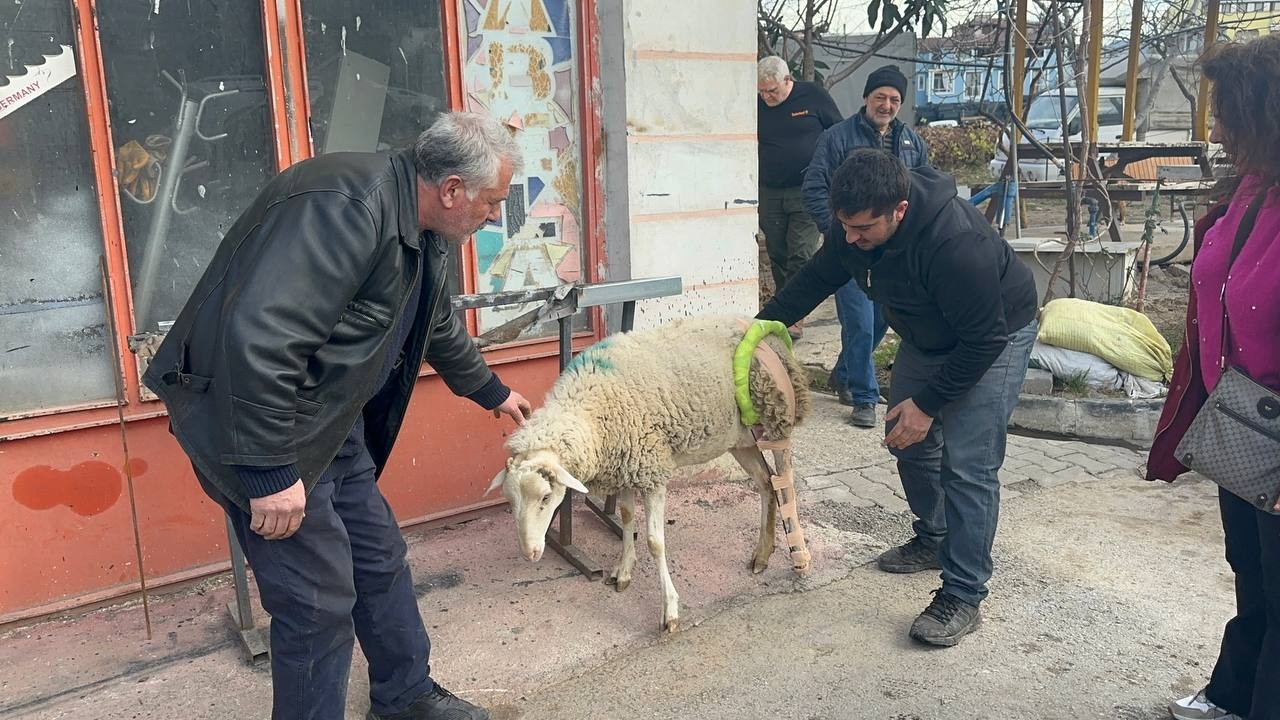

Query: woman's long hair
1202;34;1280;196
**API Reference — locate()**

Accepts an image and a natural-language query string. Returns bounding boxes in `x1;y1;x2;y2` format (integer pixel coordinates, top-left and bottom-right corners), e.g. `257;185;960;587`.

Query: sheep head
488;449;588;562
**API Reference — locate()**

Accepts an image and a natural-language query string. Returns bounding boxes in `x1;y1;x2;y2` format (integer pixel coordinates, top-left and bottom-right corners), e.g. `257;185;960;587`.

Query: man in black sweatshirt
756;55;842;338
759;149;1038;647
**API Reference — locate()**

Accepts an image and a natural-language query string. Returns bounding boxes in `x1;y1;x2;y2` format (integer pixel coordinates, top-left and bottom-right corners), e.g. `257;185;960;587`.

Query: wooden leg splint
745;330;812;577
755;435;811;575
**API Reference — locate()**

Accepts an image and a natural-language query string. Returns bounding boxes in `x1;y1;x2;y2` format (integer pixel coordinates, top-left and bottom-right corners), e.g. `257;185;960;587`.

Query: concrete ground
0;322;1231;720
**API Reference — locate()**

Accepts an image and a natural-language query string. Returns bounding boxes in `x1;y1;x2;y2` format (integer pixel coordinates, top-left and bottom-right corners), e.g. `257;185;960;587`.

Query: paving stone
1032;468;1091;488
1001;487;1023;502
802;474;844;491
1018;451;1072;474
860;464;898;484
1002;456;1030;472
1056;452;1119;475
998;468;1033;486
1039;441;1092;459
807;484;873;507
849;481;910;514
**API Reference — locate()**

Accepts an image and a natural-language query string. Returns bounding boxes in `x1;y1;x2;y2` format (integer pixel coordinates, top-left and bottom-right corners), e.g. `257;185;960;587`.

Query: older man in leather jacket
144;112;529;720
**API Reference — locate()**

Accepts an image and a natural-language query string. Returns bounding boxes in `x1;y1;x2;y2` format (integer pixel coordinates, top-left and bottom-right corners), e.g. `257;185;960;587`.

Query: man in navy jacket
803;65;929;428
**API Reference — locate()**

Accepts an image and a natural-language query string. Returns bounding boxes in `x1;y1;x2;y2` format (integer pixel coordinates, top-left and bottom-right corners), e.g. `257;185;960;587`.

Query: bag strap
1217;186;1272;369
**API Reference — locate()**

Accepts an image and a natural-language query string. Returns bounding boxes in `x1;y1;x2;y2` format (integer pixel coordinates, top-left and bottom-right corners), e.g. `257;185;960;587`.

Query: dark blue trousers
222;447;433;720
886;320;1037;606
1206;487;1280;720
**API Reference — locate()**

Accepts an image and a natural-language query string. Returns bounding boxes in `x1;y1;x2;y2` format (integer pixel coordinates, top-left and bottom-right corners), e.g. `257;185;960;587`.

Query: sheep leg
730;446;777;574
604;488;637;592
643;486;680;633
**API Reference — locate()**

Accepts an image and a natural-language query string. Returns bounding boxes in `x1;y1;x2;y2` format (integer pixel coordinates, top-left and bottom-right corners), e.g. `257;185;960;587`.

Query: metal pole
135;73;199;331
98;257;152;640
224;517;271;663
1122;0;1144;140
1195;0;1221;141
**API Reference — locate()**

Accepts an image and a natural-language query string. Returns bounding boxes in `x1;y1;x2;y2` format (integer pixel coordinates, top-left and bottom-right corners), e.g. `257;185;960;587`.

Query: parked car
988;87;1191;181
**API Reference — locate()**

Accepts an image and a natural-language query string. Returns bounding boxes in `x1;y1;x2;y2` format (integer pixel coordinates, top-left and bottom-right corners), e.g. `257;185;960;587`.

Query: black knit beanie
863;65;908;99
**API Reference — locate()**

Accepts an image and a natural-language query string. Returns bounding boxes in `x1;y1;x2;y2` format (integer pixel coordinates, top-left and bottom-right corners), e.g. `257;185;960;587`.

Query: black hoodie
759;166;1038;416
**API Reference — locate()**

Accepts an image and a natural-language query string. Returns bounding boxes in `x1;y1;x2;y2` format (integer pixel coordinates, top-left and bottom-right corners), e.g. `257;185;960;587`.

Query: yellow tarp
1037;298;1173;382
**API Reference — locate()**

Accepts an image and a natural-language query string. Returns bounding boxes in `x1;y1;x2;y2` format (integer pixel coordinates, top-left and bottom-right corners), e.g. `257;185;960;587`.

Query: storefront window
458;0;587;334
300;0;449;154
299;0;461;297
0;5;116;415
96;1;277;333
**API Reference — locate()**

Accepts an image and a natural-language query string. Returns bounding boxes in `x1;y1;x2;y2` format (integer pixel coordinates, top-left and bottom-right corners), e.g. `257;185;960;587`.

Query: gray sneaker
849;403;877;427
877;536;941;573
909;590;981;647
1169;688;1243;720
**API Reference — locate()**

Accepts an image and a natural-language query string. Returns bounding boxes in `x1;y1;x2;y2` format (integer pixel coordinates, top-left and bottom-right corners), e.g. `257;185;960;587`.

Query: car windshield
1026;96;1078;128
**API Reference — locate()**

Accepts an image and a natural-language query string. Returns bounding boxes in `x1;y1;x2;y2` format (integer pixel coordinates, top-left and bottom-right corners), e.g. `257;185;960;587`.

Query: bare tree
758;0;950;89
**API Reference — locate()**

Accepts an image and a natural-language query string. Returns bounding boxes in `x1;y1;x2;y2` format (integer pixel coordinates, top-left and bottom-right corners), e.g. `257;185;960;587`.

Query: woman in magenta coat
1147;34;1280;720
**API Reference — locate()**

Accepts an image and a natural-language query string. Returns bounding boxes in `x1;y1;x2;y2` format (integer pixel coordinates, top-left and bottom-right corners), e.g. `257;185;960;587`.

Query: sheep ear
485;468;508;496
553;463;589;494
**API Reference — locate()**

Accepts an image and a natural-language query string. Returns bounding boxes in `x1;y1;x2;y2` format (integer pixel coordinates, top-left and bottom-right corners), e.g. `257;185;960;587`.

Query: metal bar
451;277;682;312
451;287;558;311
227;517;254;630
577;277;682;308
583;495;625;539
1122;0;1144;141
225;516;271;663
98;257;152;641
1195;0;1221;141
543;533;603;580
134;91;199;331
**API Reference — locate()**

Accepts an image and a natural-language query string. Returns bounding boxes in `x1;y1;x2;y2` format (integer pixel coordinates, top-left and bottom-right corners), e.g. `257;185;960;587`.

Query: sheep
488;314;811;633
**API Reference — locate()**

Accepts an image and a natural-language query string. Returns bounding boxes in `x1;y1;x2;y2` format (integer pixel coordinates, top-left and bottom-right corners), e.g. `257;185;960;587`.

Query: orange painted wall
0;356;560;623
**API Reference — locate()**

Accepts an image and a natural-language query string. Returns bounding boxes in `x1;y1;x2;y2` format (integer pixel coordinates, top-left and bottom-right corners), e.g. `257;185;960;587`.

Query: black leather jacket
144;150;497;511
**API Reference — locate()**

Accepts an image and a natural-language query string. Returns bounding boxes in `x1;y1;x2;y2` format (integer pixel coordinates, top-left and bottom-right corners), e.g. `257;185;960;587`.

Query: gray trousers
886;320;1038;605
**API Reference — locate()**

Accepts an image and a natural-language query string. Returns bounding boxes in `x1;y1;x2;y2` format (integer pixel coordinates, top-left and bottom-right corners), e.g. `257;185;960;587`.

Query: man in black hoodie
759;149;1038;646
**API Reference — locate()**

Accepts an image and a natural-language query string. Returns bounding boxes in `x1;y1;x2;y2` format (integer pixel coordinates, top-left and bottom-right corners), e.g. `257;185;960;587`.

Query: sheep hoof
613;577;631;592
750;557;769;574
663;617;681;634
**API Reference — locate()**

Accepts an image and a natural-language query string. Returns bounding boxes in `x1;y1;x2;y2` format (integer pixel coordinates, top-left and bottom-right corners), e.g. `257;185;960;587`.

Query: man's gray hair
413;111;524;197
758;56;791;83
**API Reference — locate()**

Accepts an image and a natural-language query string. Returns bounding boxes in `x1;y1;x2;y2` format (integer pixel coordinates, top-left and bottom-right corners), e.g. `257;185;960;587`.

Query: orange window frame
1;0;606;442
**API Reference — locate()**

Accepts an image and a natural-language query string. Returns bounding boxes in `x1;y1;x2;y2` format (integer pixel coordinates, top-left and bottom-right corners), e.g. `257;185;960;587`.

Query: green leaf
813;59;830;69
868;0;883;28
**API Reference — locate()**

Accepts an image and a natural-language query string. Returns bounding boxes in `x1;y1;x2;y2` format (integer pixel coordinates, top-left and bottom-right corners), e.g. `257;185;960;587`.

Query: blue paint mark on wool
565;338;616;374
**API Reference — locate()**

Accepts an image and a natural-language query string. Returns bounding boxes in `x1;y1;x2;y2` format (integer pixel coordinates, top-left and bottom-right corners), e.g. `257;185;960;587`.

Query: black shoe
849;403;877;428
367;684;491;720
876;536;941;573
909;590;981;647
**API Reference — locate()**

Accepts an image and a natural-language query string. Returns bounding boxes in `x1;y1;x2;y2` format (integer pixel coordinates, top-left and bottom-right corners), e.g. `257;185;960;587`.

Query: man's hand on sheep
884;398;933;449
493;390;533;426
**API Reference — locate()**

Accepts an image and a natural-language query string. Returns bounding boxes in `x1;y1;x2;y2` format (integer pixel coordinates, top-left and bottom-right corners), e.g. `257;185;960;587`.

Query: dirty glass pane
299;0;464;304
300;0;448;154
457;0;588;337
0;4;116;414
96;1;276;333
